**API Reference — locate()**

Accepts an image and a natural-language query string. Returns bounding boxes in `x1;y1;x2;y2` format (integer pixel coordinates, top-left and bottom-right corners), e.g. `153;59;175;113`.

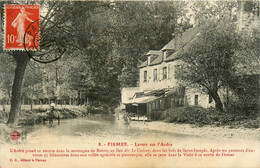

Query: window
168;65;171;79
209;95;213;103
194;95;198;105
160;99;164;109
144;71;147;82
153;69;157;81
157;100;160;109
162;67;167;80
179;98;183;106
166;50;174;57
164;50;175;59
152;102;155;110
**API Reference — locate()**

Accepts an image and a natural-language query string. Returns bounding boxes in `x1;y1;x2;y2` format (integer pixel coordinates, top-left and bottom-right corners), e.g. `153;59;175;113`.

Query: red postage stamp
4;4;40;50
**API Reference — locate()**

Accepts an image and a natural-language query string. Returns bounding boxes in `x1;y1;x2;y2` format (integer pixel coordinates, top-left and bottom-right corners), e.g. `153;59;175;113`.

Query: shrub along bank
18;108;87;126
0;108;88;126
151;106;260;128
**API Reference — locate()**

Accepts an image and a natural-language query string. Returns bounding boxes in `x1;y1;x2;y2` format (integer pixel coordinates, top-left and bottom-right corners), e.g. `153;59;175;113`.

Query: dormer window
147;55;157;65
151;55;157;62
163;50;174;60
166;50;174;58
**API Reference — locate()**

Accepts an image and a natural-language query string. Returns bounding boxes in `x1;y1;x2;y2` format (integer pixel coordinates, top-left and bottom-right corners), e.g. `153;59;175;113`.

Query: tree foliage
175;19;239;112
62;1;185;105
189;1;237;25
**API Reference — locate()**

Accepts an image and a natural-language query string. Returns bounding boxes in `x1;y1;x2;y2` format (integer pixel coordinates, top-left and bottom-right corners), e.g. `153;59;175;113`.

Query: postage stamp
4;4;40;50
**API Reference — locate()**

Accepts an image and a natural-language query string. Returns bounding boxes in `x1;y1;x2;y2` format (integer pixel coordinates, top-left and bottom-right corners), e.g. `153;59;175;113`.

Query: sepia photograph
0;0;259;168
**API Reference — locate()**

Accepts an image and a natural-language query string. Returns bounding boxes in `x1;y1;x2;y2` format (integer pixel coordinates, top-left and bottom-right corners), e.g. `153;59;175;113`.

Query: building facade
122;26;214;120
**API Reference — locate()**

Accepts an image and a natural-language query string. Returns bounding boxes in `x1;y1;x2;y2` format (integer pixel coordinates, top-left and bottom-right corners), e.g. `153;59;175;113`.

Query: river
25;116;201;142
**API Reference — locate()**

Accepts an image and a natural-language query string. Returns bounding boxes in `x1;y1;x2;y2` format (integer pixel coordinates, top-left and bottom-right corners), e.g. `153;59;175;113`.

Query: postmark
10;131;20;141
24;18;66;63
4;4;40;50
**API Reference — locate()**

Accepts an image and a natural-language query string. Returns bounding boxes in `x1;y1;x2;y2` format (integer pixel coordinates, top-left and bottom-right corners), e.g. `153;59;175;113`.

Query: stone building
121;26;214;120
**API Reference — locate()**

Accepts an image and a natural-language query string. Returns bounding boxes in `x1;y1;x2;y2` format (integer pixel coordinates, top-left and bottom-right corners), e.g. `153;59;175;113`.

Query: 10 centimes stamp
4;4;40;50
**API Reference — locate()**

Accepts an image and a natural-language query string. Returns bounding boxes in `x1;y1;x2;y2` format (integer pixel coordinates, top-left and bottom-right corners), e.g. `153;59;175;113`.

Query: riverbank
0;106;87;143
1;105;260;143
130;120;260;141
0;105;87;126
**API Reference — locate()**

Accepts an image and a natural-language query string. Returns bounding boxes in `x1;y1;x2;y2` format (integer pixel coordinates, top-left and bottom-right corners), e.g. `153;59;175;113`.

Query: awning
124;96;160;105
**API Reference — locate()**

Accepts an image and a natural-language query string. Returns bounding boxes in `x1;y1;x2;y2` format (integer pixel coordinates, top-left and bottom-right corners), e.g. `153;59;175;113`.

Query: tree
236;32;260;75
22;61;44;108
2;1;80;126
7;52;30;125
68;1;185;87
0;54;15;106
189;1;237;25
65;1;185;106
175;19;238;112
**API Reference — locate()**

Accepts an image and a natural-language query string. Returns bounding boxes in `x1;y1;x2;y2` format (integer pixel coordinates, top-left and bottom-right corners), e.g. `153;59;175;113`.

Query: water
25;115;200;142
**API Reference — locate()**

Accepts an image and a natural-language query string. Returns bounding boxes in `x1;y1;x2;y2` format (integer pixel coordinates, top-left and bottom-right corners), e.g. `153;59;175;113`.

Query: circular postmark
10;131;20;141
24;19;66;64
24;19;40;50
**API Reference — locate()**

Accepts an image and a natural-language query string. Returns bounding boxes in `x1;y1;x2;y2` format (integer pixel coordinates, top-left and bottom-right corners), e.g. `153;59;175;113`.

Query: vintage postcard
0;1;259;168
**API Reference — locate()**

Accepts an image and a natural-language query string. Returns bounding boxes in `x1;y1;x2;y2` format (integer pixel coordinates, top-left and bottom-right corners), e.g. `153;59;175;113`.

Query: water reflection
24;115;200;142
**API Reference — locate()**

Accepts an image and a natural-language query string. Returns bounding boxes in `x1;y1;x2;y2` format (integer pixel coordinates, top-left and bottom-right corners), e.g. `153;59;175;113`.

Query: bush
0;123;12;143
243;117;260;128
150;110;162;120
18;108;85;125
227;98;259;117
160;106;259;128
0;110;9;123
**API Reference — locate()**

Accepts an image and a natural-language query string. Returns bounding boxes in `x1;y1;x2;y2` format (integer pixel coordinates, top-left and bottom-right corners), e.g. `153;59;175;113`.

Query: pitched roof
150;54;163;66
146;50;161;55
162;26;200;51
165;49;183;62
138;60;147;68
139;26;200;68
138;50;162;68
161;38;175;51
